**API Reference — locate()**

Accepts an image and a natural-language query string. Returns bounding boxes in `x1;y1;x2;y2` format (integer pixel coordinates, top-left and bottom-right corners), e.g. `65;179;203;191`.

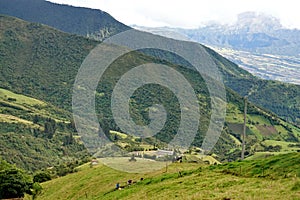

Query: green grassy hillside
30;153;300;200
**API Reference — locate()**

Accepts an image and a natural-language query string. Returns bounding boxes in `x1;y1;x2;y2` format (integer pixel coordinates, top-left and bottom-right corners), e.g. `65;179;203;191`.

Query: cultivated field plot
99;157;169;173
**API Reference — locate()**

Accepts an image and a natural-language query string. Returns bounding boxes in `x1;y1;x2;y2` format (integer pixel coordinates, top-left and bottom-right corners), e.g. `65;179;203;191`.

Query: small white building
91;159;99;166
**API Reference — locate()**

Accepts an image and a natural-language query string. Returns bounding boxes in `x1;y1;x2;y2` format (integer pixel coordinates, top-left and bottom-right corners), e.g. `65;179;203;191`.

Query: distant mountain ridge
220;12;282;34
134;12;300;86
0;0;130;40
179;12;300;56
176;12;300;85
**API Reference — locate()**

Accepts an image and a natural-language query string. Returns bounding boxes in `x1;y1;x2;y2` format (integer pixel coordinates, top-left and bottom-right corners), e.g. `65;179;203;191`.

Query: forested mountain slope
0;15;299;166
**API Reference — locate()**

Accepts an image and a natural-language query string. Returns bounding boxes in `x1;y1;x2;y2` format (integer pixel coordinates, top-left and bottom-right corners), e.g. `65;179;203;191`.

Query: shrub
33;171;51;183
129;154;137;162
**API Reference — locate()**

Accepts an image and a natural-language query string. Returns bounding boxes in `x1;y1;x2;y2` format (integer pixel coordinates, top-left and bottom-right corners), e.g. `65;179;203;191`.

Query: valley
1;14;299;166
134;12;300;86
208;46;300;85
0;1;299;199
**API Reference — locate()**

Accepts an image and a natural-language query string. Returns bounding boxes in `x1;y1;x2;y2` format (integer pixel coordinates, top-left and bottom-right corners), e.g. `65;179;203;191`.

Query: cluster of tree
124;145;144;152
264;145;282;152
0;159;42;199
0;155;94;199
43;118;57;139
0;120;89;171
47;158;91;178
288;143;300;148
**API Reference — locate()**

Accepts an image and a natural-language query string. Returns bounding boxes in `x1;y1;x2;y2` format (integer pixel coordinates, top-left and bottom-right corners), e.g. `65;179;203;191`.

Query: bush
31;182;43;200
33;171;52;183
129;154;137;162
7;97;17;101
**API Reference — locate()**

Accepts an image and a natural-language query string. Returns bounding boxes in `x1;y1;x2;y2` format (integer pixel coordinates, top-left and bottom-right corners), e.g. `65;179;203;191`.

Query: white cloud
48;0;300;29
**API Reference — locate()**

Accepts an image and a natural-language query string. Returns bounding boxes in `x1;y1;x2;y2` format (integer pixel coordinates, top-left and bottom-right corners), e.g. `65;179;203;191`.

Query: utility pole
241;96;247;160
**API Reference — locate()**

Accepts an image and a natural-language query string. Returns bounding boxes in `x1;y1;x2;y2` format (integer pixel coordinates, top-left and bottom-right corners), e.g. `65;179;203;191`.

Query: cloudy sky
48;0;300;29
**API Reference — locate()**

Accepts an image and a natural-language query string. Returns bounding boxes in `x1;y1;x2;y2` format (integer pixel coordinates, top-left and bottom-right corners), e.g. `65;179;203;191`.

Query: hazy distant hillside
135;12;300;85
0;0;130;39
177;12;300;84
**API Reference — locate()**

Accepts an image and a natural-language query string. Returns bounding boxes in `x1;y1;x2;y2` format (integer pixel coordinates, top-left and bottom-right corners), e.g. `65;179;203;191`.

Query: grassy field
0;88;45;106
0;88;70;124
30;153;300;200
245;151;286;160
99;157;168;173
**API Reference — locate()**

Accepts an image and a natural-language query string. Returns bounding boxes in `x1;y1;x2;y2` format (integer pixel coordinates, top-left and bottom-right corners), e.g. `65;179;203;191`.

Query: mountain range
0;0;300;171
134;12;300;85
179;12;300;56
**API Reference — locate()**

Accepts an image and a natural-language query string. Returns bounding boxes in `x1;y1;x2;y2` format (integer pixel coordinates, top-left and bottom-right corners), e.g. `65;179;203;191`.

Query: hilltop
0;0;130;40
